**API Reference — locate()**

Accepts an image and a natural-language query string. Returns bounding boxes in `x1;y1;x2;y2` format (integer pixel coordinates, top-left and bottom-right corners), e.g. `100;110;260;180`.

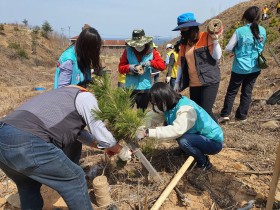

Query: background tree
31;26;40;61
22;19;28;27
41;21;53;39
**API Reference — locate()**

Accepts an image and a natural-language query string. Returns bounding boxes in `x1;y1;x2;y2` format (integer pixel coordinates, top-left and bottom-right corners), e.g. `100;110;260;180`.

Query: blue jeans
0;123;93;210
177;133;222;166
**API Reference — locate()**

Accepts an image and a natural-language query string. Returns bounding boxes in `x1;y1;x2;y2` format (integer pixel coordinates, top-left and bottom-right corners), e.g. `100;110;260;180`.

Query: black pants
63;140;82;165
130;90;150;112
220;71;260;120
189;83;219;122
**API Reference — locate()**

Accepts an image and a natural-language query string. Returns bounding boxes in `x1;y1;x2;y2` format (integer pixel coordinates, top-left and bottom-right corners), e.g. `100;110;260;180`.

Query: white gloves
166;76;171;84
174;83;180;92
118;145;132;161
135;126;147;141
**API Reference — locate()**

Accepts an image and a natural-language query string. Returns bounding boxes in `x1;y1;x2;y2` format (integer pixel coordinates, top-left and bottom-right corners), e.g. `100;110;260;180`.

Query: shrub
8;42;20;50
16;49;29;59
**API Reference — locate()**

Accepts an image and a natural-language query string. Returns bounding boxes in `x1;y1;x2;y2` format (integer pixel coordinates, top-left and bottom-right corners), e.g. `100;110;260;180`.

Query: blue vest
125;47;153;90
53;45;91;89
232;24;266;74
164;96;223;142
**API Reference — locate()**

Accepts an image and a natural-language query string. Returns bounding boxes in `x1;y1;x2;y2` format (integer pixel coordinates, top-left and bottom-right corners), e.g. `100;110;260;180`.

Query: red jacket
118;48;166;74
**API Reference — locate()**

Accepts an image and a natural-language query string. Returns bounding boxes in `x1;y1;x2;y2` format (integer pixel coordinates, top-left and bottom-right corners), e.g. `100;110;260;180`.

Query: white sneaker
218;116;230;124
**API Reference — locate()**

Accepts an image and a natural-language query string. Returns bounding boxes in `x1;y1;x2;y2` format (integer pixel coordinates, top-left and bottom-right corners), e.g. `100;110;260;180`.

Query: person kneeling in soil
0;85;131;210
136;82;223;170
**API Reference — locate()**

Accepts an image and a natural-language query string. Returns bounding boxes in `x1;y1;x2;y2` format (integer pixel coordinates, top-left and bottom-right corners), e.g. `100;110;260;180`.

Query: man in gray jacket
0;85;131;210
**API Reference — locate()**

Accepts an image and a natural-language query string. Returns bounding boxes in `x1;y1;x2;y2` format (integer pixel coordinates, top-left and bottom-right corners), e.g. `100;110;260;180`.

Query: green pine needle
88;75;146;142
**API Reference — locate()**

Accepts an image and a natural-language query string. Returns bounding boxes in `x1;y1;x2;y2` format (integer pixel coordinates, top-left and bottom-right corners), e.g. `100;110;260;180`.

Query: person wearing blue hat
173;12;223;122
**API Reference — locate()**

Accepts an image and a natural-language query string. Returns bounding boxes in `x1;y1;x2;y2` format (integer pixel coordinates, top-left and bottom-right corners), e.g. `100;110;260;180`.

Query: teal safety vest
232;24;266;74
125;47;153;90
53;45;91;89
164;96;224;142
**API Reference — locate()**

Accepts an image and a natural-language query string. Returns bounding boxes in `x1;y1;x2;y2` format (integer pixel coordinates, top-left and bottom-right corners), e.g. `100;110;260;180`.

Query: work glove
141;61;151;67
166;76;171;84
118;145;132;161
105;149;116;157
135;126;147;141
174;83;180;92
129;65;139;74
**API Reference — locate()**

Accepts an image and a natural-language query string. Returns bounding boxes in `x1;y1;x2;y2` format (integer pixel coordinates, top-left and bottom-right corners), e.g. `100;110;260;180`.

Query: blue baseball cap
172;12;201;31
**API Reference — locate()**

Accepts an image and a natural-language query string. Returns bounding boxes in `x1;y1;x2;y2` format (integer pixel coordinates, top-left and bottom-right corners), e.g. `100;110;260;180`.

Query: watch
145;129;149;137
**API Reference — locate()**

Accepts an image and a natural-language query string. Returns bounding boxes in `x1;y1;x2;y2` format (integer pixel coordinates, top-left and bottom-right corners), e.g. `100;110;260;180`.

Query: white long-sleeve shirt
75;92;117;148
145;105;197;140
225;32;238;52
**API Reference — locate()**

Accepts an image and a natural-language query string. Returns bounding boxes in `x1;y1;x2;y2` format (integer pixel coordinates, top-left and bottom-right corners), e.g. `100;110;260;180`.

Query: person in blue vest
118;29;166;112
53;26;102;163
136;82;223;170
54;27;102;89
218;6;266;123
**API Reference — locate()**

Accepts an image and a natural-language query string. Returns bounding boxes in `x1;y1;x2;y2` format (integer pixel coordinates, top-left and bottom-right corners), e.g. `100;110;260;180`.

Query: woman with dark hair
53;27;103;164
218;6;266;123
54;27;102;89
173;12;223;122
136;82;223;170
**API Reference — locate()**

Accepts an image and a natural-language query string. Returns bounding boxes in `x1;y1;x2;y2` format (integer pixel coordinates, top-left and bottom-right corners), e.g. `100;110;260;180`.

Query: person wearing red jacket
119;29;166;111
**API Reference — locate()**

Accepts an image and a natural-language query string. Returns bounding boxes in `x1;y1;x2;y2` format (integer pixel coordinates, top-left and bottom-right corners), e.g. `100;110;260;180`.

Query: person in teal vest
53;27;103;165
54;27;102;89
136;82;223;170
118;29;166;112
219;6;266;123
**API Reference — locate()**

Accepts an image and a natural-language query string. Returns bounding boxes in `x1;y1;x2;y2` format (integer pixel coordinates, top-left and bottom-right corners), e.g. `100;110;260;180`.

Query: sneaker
235;117;247;123
218;116;230;124
197;155;212;171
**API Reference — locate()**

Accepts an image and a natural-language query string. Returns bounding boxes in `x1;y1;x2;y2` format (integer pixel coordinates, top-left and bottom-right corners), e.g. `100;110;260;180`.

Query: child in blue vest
219;6;266;123
54;27;102;89
136;82;223;170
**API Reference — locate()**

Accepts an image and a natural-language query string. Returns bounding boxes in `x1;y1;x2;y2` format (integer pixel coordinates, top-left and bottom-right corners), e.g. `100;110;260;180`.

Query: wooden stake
266;142;280;210
224;170;273;175
150;156;194;210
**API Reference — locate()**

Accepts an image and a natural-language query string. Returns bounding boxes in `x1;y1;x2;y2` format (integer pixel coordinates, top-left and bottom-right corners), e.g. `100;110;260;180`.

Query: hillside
0;0;280;209
160;0;280;60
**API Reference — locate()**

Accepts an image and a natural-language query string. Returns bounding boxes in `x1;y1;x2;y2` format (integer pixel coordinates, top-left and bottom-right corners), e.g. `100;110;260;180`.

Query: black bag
254;38;269;69
258;52;268;69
